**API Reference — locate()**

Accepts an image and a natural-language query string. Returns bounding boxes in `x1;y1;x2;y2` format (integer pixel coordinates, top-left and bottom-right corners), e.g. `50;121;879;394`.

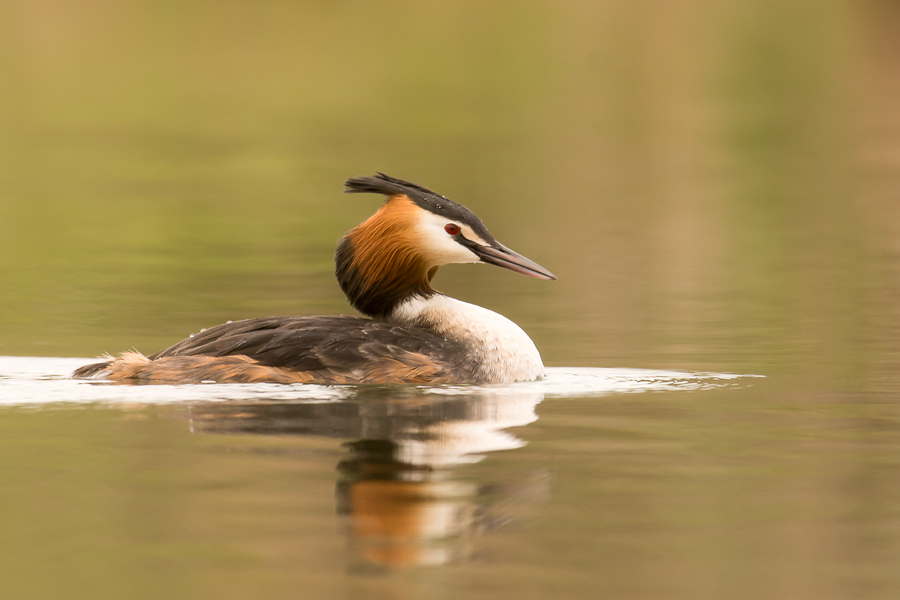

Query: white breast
391;294;545;383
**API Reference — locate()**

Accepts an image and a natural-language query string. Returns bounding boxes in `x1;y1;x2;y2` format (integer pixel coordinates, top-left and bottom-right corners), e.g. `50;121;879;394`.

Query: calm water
3;0;900;598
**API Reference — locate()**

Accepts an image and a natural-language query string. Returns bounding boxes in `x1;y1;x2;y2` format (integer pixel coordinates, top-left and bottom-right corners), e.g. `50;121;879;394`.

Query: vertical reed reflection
184;388;549;570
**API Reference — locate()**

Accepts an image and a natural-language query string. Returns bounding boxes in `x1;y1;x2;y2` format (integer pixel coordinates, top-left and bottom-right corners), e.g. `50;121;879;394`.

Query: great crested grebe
74;173;556;385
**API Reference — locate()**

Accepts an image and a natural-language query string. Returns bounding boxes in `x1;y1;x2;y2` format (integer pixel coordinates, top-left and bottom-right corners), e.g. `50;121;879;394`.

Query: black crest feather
344;172;445;202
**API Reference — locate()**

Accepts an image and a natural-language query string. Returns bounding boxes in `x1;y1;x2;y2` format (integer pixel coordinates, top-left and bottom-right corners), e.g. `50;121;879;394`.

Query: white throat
391;294;545;383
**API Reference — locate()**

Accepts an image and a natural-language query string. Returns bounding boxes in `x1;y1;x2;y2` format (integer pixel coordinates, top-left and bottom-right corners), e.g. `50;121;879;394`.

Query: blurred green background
3;0;899;390
4;2;900;599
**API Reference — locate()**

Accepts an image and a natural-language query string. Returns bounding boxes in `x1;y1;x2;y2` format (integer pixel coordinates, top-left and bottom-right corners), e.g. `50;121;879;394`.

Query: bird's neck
335;232;438;320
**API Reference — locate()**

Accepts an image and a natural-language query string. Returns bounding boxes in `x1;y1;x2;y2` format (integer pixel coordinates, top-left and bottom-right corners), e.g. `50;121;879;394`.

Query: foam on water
0;356;762;407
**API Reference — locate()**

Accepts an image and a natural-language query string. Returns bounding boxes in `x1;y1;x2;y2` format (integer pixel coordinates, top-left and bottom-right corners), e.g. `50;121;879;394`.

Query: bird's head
336;173;555;318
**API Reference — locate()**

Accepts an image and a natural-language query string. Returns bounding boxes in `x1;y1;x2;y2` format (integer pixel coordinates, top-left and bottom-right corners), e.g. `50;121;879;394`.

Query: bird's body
74;174;555;385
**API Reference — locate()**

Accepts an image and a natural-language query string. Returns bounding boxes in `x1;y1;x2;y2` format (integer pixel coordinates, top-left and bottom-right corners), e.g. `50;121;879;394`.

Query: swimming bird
73;173;556;385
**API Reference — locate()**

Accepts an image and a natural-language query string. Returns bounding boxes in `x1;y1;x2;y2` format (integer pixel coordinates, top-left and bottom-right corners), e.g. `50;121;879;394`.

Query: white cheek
415;212;480;265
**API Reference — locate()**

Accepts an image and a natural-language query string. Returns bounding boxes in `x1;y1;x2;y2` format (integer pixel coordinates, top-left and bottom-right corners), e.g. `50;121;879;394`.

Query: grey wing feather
148;316;469;377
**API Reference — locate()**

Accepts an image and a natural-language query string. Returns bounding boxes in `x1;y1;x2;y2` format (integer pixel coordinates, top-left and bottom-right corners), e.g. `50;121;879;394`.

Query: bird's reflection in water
187;387;549;569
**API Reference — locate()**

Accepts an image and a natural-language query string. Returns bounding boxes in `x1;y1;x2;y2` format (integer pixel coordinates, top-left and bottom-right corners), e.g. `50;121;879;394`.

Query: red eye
444;223;460;235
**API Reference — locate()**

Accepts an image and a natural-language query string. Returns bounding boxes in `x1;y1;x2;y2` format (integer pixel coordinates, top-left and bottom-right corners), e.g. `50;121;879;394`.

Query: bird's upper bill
466;242;556;280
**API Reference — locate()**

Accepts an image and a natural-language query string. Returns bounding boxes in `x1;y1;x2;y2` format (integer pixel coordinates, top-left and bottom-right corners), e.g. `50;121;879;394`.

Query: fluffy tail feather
72;355;116;379
73;351;160;380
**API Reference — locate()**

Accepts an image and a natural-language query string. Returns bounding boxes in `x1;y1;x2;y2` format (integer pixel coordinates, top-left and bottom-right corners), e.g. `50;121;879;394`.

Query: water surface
3;0;900;598
1;357;767;599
